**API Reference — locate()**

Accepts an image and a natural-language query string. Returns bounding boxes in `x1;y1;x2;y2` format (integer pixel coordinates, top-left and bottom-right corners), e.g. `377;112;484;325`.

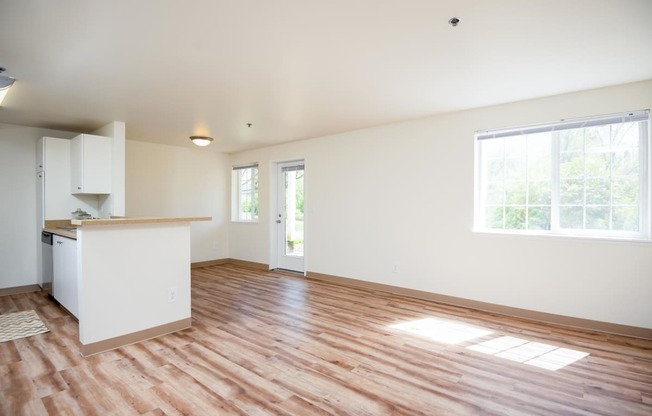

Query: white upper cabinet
71;134;112;194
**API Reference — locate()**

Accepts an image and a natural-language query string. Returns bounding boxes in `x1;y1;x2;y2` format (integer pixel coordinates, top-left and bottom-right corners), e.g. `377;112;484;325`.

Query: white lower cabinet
53;235;78;318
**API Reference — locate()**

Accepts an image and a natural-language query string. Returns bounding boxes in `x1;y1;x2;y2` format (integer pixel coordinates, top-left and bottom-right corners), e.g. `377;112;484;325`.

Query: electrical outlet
392;263;400;273
167;287;177;303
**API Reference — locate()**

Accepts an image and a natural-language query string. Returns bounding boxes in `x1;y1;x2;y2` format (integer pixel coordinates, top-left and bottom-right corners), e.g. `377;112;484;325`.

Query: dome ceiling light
189;136;214;147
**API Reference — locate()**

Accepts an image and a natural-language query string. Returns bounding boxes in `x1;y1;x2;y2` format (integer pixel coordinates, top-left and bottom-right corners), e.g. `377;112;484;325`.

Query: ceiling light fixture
190;135;214;146
0;67;16;107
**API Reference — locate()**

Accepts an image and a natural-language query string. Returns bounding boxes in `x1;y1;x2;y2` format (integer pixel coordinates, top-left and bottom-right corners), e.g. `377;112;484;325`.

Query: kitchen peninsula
71;216;210;355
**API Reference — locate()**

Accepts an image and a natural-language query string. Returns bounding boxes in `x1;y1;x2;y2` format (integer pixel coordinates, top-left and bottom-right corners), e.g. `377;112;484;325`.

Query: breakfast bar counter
71;216;211;226
73;216;211;355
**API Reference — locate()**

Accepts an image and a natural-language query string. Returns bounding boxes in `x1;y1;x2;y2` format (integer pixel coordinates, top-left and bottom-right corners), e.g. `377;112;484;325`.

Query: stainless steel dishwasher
41;231;53;296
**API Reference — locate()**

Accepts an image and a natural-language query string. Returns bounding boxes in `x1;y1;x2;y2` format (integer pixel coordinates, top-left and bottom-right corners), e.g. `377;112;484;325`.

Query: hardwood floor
1;264;651;415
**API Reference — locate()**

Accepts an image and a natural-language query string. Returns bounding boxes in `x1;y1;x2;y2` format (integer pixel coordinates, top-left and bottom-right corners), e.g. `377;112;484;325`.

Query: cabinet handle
77;186;81;190
57;241;63;245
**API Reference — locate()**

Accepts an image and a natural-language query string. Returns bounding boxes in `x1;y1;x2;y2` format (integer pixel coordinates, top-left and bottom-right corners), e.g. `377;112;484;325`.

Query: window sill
472;228;652;245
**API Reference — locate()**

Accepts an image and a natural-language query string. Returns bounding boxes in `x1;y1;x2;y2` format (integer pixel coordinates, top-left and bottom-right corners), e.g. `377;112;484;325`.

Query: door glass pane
284;168;304;256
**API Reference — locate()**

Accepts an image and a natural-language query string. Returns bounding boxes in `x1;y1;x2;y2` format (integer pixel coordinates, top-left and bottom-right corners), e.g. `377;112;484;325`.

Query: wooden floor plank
1;263;652;415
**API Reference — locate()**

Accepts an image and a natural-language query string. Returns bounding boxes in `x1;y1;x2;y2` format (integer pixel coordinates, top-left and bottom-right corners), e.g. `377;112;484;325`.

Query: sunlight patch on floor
390;317;590;371
467;336;590;371
390;317;493;345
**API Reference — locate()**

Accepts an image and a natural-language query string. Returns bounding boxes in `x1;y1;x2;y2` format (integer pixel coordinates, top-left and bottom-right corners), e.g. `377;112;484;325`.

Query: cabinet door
52;236;65;307
44;137;73;220
36;137;45;172
53;236;78;318
37;171;45;228
71;134;112;194
70;135;82;193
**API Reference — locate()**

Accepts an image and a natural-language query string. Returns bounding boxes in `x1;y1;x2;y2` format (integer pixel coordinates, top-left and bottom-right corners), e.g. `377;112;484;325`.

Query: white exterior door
275;161;305;272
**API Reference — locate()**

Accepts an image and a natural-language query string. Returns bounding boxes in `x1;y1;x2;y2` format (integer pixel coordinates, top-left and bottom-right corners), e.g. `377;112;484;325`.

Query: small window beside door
232;163;259;222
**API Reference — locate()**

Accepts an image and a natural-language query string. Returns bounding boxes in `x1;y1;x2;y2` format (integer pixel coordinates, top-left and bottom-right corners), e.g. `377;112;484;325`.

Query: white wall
229;80;652;329
0;124;75;289
125;140;229;262
94;121;126;217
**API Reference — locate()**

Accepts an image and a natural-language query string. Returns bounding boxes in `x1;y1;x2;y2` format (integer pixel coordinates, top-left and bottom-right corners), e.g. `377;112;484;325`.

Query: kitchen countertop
71;216;211;226
43;219;77;240
44;217;211;238
44;227;77;239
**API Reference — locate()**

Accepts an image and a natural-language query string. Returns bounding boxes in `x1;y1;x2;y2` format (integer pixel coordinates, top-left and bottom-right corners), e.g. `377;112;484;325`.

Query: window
475;110;650;240
232;163;259;222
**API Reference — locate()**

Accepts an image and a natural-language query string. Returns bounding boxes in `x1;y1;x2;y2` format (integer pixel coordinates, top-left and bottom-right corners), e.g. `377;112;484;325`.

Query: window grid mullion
582;128;587;230
551;131;560;232
249;169;256;219
237;170;243;220
640;121;650;236
525;136;530;230
240;169;248;220
502;139;507;229
609;125;614;231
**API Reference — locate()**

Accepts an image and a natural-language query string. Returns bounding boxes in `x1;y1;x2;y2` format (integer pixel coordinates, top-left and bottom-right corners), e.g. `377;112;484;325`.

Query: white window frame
474;110;651;241
231;163;259;223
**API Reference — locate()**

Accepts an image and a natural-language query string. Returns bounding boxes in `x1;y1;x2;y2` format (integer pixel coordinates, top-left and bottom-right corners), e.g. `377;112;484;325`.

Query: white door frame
269;159;306;274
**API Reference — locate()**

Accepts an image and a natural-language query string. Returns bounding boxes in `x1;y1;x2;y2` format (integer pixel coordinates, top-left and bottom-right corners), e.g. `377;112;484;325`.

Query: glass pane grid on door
283;168;304;257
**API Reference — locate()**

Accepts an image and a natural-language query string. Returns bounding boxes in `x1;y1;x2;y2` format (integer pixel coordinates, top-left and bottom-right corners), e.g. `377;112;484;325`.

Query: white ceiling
1;0;651;153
